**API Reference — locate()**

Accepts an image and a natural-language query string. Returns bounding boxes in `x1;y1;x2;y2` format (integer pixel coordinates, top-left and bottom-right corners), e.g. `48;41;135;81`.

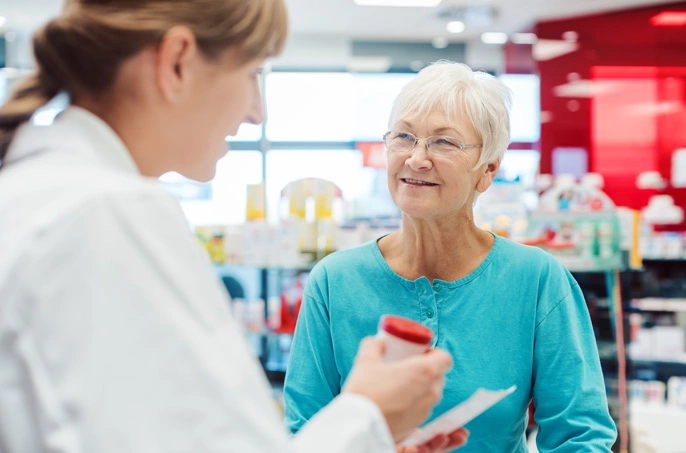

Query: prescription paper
401;385;517;446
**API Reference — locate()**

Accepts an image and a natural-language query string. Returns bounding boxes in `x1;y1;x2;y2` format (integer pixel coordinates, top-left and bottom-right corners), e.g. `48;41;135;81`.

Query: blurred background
2;1;686;452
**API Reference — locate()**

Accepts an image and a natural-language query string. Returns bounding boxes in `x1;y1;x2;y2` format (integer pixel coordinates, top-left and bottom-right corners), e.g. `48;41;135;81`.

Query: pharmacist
0;1;464;452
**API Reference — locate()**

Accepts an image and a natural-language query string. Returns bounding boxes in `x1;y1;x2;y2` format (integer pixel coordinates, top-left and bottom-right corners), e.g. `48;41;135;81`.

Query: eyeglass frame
382;130;483;157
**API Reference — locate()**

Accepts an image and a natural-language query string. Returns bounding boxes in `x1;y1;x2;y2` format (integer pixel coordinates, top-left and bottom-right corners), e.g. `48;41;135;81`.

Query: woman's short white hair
388;61;512;166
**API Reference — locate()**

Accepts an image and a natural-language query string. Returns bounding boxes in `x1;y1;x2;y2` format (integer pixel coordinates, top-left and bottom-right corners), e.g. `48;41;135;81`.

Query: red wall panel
535;3;686;226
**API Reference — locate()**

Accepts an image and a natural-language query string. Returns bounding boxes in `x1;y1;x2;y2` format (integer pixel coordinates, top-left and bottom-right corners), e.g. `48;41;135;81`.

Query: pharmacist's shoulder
6;164;172;226
0;159;181;266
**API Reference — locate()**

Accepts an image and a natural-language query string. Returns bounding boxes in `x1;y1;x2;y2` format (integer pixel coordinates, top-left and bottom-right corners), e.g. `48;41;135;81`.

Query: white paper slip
401;385;517;446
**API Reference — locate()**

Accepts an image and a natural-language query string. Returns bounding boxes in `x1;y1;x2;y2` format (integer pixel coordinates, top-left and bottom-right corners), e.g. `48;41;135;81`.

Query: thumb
356;336;385;363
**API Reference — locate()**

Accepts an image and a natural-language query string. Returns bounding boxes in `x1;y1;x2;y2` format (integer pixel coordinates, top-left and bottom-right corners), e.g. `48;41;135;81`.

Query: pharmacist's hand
396;429;470;453
342;337;453;442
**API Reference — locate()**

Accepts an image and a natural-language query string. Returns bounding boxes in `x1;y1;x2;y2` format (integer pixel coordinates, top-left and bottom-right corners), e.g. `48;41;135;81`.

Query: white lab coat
0;107;395;453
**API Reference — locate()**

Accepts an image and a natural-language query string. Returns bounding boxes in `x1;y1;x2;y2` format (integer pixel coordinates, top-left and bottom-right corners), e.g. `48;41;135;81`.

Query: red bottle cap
379;315;433;345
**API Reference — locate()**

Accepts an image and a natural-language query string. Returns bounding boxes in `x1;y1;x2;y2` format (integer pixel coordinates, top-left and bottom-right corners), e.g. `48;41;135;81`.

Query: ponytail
0;73;59;160
0;21;65;162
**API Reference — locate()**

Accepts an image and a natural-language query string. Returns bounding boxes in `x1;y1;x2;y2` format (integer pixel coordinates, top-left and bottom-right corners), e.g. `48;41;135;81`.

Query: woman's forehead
394;111;478;138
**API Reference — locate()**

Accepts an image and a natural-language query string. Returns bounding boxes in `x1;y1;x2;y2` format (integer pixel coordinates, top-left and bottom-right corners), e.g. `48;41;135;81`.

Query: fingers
427;434;449;452
355;337;385;363
423;349;453;373
396;446;417;453
420;429;469;453
446;428;470;449
401;350;452;386
396;444;429;453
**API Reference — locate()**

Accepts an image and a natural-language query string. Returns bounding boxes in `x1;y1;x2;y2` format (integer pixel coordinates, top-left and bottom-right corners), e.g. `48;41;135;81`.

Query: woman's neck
73;97;169;178
379;212;494;283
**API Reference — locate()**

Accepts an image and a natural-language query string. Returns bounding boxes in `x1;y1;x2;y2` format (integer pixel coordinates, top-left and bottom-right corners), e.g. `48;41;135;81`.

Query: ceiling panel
0;0;682;41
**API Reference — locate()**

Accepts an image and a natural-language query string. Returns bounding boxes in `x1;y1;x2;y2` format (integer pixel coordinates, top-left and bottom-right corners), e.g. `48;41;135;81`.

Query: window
498;74;540;143
167;151;263;226
352;73;415;140
499;149;540;187
266;73;355;142
265;71;415;142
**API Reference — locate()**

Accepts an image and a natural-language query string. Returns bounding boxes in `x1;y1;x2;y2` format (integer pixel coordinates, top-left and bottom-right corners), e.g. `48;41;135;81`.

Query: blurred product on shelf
249;298;266;333
523;174;626;272
642;195;684;226
281;178;340;260
268;296;282;331
200;219;403;268
232;298;248;331
246;183;267;221
667;376;686;409
629;378;686;407
195;225;227;264
278;274;305;336
640;231;686;260
628;377;686;453
628;317;686;364
636;171;668;190
537;173;615;214
474;179;529;240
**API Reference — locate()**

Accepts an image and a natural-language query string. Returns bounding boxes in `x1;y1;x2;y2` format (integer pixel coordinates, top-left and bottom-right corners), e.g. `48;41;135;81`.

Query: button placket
425;288;439;338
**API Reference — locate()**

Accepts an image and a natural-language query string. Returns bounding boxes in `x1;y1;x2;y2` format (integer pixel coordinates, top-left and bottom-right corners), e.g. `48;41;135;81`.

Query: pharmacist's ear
475;160;500;193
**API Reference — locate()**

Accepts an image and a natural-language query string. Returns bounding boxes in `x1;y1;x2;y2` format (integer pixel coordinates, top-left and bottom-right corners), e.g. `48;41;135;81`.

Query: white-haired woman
284;62;617;452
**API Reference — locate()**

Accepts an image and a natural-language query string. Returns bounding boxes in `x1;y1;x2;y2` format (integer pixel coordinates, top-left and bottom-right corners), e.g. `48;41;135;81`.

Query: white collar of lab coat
6;105;140;175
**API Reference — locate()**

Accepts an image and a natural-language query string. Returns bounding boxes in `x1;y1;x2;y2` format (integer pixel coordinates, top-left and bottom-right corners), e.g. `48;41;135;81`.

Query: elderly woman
283;62;617;452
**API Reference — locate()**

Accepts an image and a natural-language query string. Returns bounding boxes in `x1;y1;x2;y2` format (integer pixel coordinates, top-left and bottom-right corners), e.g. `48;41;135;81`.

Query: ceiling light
446;21;465;33
431;37;449;49
0;17;6;28
511;32;537;45
481;32;508;44
533;39;579;61
651;11;686;26
354;0;442;7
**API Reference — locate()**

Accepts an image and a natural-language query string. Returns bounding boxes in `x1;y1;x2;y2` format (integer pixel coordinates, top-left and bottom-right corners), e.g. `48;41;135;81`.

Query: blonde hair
389;61;512;166
0;0;289;160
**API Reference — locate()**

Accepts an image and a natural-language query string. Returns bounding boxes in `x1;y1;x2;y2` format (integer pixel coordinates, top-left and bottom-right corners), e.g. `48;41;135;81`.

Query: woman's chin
397;202;436;219
176;163;217;183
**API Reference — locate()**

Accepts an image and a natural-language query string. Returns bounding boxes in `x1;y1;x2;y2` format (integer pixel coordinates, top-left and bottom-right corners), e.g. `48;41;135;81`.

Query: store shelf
631;298;686;312
642;258;686;263
555;256;624;273
629;401;686;453
630;356;686;365
215;264;314;274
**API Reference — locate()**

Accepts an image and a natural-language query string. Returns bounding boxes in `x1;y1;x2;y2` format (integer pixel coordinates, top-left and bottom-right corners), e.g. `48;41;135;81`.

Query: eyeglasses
383;131;482;158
